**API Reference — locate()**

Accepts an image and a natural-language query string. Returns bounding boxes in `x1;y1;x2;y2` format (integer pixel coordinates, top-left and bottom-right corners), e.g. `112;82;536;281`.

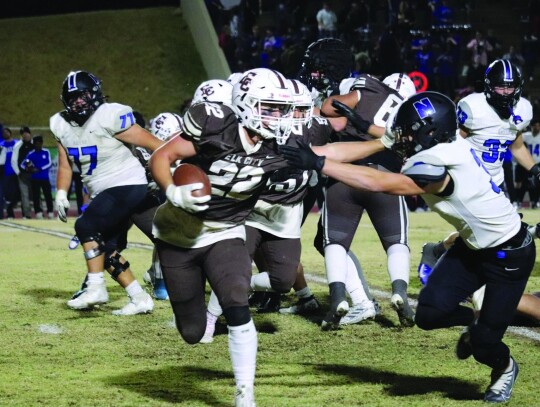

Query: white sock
345;265;370;305
228;319;257;388
250;272;273;292
206;310;218;326
207;290;223;317
324;244;348;284
87;271;105;284
125;280;144;297
387;244;410;284
295;286;312;299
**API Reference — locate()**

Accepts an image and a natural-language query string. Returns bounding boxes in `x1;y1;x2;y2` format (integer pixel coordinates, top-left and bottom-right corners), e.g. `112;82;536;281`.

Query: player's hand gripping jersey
50;103;147;198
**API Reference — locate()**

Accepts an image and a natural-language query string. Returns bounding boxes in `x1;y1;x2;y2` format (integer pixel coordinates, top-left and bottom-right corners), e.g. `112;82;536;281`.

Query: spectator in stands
11;126;34;219
436;41;458;100
521;31;538;81
0;128;4;219
502;45;526;73
466;30;493;86
342;1;369;44
22;135;54;219
0;127;20;219
316;2;338;38
432;0;453;25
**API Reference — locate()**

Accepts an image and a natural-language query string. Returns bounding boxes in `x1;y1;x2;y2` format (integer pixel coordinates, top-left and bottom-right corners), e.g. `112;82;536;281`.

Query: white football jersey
246;200;303;238
522;131;540;164
402;136;521;249
457;92;532;186
50;103;147;198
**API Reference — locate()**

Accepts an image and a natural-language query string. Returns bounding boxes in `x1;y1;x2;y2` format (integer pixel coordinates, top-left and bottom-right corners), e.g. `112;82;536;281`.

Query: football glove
279;140;326;171
331;99;371;134
55;189;70;222
165;183;210;213
528;164;540;188
380;122;396;149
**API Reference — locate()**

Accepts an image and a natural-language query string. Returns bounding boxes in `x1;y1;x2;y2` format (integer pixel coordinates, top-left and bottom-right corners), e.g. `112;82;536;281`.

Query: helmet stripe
396;74;404;92
502;59;513;82
271;70;287;89
67;72;78;91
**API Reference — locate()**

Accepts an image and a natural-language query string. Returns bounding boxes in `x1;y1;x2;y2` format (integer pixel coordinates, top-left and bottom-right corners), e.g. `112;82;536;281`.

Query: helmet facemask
61;71;104;126
232;68;294;145
484;59;523;119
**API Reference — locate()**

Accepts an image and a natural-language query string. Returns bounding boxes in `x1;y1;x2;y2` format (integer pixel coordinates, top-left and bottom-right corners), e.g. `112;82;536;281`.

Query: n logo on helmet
413;97;436;119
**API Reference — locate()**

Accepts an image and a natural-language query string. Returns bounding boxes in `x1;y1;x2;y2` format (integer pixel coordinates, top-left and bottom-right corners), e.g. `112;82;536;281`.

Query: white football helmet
149;112;183;141
288;79;314;127
232;68;294;143
382;73;417;99
192;79;233;105
227;72;244;86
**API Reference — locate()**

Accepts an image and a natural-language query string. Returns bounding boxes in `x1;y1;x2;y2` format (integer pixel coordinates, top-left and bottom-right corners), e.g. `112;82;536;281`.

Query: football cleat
256;292;281;314
391;293;415;327
484;357;519;403
235;385;255;407
152;278;169;301
112;292;154;316
66;282;108;310
248;291;267;308
143;268;155;286
321;300;349;331
339;300;377;325
456;326;473;360
279;295;321;315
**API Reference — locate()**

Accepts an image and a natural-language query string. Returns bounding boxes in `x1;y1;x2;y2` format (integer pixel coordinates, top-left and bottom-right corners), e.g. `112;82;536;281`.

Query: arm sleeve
402;162;448;187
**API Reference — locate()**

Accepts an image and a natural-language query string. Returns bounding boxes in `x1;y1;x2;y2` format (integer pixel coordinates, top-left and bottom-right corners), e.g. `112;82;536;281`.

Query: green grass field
1;211;539;406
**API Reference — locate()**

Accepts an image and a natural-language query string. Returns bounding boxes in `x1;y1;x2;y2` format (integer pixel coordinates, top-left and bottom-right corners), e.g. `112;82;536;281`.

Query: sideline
2;220;540;343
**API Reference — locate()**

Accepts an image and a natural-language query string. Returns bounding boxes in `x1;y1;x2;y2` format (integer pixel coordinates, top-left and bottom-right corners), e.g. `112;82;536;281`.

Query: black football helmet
391;91;457;161
297;38;353;95
484;59;523;119
61;71;105;125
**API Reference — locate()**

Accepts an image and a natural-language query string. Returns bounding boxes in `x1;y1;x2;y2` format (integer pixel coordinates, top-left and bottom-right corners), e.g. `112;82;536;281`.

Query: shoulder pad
402;162;447;187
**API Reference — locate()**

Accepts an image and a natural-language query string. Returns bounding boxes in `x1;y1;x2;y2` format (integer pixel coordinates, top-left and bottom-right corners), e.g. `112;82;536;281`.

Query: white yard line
2;220;539;343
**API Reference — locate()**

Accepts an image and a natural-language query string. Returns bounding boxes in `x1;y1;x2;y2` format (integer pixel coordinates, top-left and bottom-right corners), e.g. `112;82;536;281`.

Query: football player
285;38;380;325
317;72;417;328
192;79;233;105
51;70;164;315
281;91;535;404
149;68;300;406
418;59;534;286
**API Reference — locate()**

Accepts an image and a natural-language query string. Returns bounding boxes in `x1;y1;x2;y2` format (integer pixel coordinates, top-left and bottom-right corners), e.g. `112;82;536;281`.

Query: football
172;163;212;197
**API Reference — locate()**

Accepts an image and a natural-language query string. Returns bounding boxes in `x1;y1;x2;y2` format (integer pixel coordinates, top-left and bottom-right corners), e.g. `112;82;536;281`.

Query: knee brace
223;306;251;327
79;233;105;261
104;252;130;281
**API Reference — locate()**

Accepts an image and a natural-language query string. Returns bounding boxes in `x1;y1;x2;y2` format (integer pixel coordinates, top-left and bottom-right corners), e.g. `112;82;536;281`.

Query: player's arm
149;135;196;191
312;140;386;162
56;143;73;192
321;91;358;117
116;124;164;152
321;159;449;195
511;132;536;171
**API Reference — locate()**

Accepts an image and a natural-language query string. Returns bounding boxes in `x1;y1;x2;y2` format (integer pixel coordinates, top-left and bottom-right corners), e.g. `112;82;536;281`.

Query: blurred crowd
206;0;540;110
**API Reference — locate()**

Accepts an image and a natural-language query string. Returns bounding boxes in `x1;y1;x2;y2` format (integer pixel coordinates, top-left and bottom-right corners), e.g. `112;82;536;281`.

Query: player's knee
104;252;130;281
223;306;251;327
415;304;443;330
171;308;206;344
269;273;296;293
